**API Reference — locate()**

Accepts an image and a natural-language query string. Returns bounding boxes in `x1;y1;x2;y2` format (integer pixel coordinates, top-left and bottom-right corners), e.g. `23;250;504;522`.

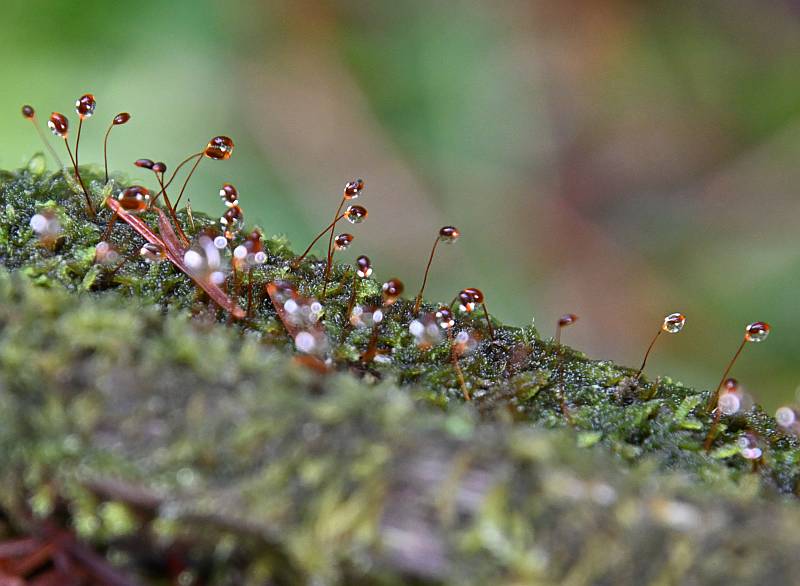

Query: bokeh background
2;0;799;409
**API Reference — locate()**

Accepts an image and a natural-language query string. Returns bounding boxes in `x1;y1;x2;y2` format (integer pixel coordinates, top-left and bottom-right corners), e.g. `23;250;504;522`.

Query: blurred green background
2;0;800;409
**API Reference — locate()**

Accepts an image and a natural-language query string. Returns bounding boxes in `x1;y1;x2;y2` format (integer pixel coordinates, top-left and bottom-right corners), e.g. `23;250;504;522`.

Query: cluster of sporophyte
4;94;800;500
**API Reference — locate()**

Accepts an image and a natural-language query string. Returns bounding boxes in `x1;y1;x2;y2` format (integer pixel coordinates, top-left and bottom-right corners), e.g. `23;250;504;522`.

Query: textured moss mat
0;164;799;584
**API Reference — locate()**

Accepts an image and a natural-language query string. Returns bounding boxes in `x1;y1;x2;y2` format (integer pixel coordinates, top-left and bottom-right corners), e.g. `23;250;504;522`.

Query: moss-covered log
1;163;799;584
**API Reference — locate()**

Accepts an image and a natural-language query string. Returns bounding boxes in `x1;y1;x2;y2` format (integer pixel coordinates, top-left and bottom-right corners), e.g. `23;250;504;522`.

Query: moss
1;165;800;583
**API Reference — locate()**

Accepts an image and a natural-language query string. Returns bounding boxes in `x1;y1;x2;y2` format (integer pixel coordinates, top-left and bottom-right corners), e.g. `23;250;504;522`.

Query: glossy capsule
435;306;455;329
745;321;770;343
152;161;167;174
140;242;166;263
117;186;151;212
345;205;368;224
438;226;460;243
558;314;578;328
220;206;244;238
343;178;365;199
219;183;239;207
382;278;404;305
134;158;155;169
204;136;234;160
75;93;96;119
355;255;372;278
21;105;35;119
662;313;686;334
334;233;354;251
113;112;131;125
47;112;69;138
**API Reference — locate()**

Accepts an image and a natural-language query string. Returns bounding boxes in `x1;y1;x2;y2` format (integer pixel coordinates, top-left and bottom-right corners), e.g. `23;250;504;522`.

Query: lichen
1;165;800;583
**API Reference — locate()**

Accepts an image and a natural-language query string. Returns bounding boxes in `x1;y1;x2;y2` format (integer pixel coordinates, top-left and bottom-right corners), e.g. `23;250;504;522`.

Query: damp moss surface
1;163;800;584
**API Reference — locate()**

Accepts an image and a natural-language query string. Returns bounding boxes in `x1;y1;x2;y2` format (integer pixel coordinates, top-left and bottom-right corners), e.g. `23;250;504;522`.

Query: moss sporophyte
9;93;799;489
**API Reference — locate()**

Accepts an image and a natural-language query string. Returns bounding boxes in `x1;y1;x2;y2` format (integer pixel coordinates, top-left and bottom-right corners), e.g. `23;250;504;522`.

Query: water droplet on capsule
334;233;354;251
117;186;151;213
220;206;244;238
134;158;155;169
776;406;798;429
662;312;686;334
21;105;35;119
204;136;234;160
737;432;762;460
343;178;365;199
355;255;372;278
345;205;368;224
47;112;69;138
438;226;460;243
75;94;96;119
745;321;770;343
219;183;239;207
140;242;166;262
382;278;404;305
457;290;476;313
558;313;578;328
113;112;131;125
152;161;167;174
94;241;120;265
435;306;455;329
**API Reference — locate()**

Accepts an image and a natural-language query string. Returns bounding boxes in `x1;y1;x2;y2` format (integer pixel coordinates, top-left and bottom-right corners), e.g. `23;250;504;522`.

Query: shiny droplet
558;313;578;328
355;255;372;278
334;233;354;251
140;242;166;263
21;105;35;119
662;312;686;334
113;112;131;125
745;321;770;343
382;278;404;305
152;161;167;174
717;392;741;416
75;93;96;119
134;158;155;170
737;432;762;460
435;306;455;329
438;226;460;243
776;406;798;429
95;241;120;265
343;178;365;199
345;205;368;224
204;136;234;160
219;183;239;207
117;186;151;213
457;290;476;313
220;206;244;238
47;112;69;138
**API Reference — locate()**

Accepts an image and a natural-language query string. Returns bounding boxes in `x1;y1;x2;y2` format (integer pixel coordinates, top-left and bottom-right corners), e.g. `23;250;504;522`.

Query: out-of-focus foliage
2;0;800;408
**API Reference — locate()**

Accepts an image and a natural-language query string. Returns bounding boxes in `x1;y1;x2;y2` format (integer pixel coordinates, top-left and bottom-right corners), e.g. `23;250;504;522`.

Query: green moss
1;165;800;583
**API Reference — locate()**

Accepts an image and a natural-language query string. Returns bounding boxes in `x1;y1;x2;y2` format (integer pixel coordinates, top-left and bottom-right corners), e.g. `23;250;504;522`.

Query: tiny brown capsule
134;158;155;169
435;306;455;329
382;278;404;305
438;226;460;243
345;205;368;224
113;112;131;125
334;233;354;251
343;178;365;199
204;136;234;160
220;205;244;237
117;186;151;213
219;183;239;207
152;161;167;174
745;321;770;343
21;105;35;119
558;313;578;328
75;94;96;119
140;242;166;262
48;112;69;138
355;255;373;278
